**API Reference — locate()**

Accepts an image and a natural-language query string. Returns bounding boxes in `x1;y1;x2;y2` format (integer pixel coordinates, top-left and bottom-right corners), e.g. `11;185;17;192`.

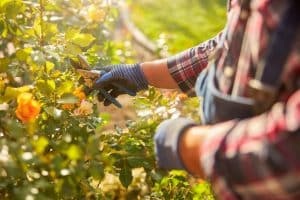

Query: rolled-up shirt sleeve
167;32;223;96
200;90;300;199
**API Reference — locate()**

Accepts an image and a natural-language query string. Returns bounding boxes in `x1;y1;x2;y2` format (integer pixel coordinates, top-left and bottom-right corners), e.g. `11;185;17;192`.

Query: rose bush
0;0;214;199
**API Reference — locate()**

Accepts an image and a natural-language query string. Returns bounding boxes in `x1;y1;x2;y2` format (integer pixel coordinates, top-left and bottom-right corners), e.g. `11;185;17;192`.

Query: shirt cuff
167;47;210;96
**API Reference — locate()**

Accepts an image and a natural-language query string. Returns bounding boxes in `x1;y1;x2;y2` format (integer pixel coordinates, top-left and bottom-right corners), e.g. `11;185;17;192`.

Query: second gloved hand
93;63;148;106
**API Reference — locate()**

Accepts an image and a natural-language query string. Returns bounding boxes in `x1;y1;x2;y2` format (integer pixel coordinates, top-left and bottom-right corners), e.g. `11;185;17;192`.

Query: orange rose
62;103;74;110
16;92;41;123
73;87;86;102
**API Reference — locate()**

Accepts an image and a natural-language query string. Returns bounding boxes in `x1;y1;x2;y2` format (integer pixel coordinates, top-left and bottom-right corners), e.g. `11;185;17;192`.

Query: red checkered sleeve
200;90;300;200
167;32;223;96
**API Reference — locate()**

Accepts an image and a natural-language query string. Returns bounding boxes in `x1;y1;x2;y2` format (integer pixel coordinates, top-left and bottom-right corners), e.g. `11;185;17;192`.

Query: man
94;0;300;199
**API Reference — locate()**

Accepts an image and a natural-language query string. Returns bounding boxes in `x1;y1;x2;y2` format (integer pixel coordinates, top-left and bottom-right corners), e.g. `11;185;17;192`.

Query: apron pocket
195;64;255;124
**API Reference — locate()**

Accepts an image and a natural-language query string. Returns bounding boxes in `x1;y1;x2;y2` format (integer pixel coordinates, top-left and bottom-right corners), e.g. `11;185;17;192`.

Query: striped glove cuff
111;63;148;91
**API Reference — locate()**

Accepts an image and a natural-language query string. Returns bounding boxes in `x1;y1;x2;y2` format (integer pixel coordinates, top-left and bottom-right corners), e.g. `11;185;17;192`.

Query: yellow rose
88;5;105;22
16;92;41;123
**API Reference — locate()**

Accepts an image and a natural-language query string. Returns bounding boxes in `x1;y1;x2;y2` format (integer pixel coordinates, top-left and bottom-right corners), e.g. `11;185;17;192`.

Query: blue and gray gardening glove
154;118;196;171
93;63;148;106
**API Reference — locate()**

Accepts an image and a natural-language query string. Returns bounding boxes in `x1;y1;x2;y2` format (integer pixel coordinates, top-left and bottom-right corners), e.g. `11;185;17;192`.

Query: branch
118;0;169;58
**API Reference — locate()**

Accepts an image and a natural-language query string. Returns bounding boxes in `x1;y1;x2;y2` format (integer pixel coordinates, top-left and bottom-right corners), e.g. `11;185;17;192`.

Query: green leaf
31;51;46;65
65;144;82;160
47;80;56;90
70;33;95;47
33;18;42;38
0;19;5;36
127;157;143;168
5;119;24;138
192;182;215;199
119;166;133;188
0;58;9;72
2;86;31;102
44;22;58;39
127;157;151;169
16;48;32;62
88;161;104;180
124;138;143;154
0;80;4;93
57;81;74;96
65;28;79;40
36;80;56;95
46;61;55;74
4;0;25;19
44;106;62;119
86;136;100;156
57;93;79;104
0;0;11;10
33;136;49;154
150;171;164;182
134;97;151;109
64;43;82;56
98;112;111;127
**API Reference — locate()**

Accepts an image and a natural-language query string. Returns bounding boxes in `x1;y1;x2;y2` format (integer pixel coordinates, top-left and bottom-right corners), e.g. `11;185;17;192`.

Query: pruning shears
70;55;135;108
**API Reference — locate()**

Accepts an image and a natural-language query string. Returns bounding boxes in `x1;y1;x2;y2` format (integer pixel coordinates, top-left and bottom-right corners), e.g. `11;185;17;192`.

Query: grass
128;0;227;54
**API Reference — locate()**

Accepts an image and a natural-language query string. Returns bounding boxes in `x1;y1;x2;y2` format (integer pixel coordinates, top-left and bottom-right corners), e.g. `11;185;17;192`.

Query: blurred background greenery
128;0;227;53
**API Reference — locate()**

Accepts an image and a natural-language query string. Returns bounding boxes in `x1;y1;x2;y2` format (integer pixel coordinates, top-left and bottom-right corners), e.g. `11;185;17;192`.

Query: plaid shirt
168;0;300;199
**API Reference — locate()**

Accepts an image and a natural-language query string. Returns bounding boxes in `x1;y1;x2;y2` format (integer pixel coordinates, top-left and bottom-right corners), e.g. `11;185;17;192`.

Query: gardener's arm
140;58;178;89
142;31;224;93
164;32;223;96
93;32;224;104
156;90;300;197
138;27;223;90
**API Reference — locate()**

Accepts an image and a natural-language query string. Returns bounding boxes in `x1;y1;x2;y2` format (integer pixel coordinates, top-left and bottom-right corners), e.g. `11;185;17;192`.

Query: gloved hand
93;63;148;106
154;118;196;171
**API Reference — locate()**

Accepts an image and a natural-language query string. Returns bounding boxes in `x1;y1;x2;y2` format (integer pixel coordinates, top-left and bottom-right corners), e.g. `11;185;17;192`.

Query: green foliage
151;170;215;200
130;0;227;53
0;0;215;199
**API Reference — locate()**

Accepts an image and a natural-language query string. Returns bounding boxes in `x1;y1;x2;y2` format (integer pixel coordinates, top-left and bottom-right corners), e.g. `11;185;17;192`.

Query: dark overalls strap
248;0;300;113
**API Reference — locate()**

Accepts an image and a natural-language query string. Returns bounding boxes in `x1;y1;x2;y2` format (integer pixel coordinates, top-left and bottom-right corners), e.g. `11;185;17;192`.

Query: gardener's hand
93;63;148;106
154;118;196;171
